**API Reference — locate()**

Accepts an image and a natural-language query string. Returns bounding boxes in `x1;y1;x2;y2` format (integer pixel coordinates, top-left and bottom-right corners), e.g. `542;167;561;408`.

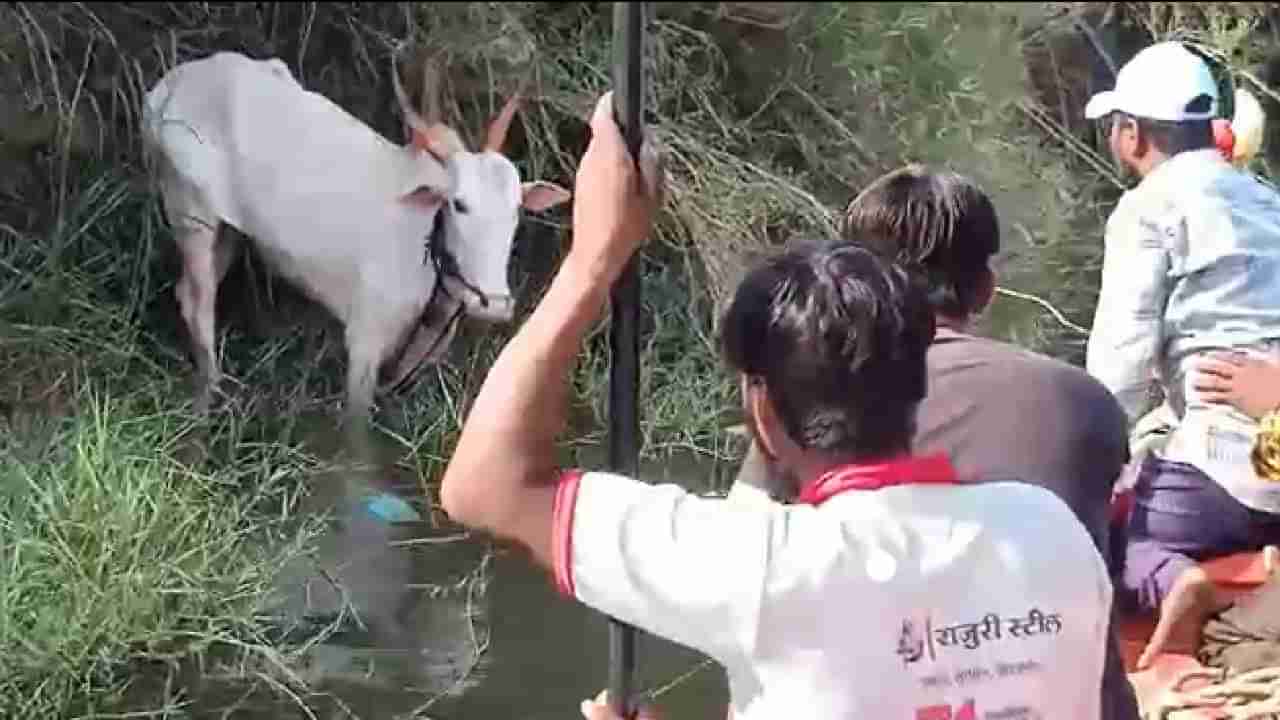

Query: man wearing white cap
1084;39;1280;669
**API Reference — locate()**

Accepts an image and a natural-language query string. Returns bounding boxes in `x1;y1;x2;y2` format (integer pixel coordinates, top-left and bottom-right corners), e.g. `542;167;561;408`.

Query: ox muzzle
426;211;516;324
440;275;514;323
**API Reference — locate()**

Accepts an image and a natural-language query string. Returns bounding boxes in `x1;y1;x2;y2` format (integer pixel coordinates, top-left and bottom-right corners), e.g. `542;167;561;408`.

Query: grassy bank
0;164;335;718
3;1;1280;717
0;386;328;718
0;164;331;716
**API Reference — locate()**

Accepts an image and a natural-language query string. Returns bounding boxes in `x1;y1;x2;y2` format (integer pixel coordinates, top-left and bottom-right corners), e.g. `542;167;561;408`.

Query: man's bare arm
439;92;660;570
440;263;611;567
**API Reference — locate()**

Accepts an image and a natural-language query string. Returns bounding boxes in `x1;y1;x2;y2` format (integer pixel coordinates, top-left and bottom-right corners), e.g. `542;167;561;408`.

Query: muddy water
147;419;739;719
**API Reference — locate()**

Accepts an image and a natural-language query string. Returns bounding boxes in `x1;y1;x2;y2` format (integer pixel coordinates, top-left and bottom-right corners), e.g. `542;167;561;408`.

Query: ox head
392;53;571;324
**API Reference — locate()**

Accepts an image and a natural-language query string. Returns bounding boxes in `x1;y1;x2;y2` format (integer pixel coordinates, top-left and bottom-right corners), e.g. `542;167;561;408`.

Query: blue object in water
361;492;421;523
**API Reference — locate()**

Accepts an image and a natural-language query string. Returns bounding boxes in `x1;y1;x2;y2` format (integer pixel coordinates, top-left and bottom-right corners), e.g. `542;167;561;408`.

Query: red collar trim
795;452;958;506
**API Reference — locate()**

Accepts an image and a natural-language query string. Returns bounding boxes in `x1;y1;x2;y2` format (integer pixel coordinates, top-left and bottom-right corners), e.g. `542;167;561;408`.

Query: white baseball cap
1084;41;1219;122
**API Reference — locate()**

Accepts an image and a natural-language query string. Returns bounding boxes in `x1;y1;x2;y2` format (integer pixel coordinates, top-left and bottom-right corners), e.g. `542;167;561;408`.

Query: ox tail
139;77;179;185
136;80;177;222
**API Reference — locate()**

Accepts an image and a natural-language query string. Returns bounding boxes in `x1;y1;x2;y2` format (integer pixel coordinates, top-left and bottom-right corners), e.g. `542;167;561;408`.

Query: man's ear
973;266;996;316
746;379;786;462
521;181;572;212
1126;120;1154;161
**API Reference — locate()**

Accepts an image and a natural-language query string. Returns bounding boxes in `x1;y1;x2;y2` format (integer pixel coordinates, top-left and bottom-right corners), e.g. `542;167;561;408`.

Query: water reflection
267;462;494;717
118;421;736;718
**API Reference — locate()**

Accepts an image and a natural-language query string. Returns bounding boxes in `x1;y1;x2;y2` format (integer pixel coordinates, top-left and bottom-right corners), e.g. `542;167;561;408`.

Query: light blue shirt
1086;148;1280;511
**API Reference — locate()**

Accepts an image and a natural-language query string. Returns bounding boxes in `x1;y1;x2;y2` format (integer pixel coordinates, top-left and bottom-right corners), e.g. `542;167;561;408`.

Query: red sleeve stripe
552;469;585;598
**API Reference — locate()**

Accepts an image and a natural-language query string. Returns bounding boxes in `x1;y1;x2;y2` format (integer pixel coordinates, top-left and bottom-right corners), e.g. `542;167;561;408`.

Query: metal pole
608;2;648;718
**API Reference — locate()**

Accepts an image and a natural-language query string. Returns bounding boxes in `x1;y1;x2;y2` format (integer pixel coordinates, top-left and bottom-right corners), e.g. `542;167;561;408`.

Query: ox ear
520;181;571;212
400;185;447;210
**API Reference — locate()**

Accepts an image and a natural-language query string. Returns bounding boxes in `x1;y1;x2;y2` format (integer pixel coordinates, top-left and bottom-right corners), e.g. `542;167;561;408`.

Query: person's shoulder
860;481;1105;580
1104;180;1148;226
1209;166;1280;221
1017;346;1128;417
873;474;1081;524
930;334;1128;454
1014;345;1113;391
578;469;732;501
938;333;1112;394
957;478;1101;547
966;475;1077;509
575;468;782;519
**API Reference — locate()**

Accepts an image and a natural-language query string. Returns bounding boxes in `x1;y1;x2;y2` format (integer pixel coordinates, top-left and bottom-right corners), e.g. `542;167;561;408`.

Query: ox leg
344;336;379;424
342;325;383;460
174;226;223;414
213;230;241;284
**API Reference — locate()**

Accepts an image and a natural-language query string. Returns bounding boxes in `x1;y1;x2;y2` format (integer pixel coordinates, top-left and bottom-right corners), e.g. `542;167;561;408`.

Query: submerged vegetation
2;1;1279;717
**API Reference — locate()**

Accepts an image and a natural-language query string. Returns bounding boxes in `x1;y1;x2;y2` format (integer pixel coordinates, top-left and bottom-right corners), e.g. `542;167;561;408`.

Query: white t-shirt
551;459;1113;720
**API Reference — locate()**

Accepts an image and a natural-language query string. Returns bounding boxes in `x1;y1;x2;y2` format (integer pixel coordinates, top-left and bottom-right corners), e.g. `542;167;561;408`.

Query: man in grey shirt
730;165;1138;720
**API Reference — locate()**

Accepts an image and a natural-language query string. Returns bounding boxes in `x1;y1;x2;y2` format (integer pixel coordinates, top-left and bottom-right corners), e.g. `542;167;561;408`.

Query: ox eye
453;199;470;215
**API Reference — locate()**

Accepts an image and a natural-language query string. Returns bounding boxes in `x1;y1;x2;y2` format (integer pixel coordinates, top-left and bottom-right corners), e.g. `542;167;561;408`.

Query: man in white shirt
440;92;1114;719
1083;40;1280;667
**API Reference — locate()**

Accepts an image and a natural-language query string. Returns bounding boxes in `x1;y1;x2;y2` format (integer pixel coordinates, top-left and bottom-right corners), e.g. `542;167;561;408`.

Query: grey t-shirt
918;328;1130;557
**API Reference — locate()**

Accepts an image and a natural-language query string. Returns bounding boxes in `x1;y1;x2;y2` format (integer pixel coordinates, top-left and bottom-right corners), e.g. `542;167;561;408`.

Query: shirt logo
915;701;1042;720
915;699;976;720
897;608;1064;665
898;618;927;664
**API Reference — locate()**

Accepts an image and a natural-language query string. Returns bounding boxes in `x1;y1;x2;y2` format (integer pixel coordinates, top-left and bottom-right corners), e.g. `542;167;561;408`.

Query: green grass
0;162;338;717
0;386;328;719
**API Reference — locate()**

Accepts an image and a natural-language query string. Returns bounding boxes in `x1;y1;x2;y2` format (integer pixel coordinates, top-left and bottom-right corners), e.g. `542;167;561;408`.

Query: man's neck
935;312;971;333
1133;148;1174;180
788;445;958;505
790;446;912;485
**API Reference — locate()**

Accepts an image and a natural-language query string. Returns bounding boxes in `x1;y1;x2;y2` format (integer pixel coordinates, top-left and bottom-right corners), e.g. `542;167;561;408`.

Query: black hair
842;165;1000;318
720;242;935;459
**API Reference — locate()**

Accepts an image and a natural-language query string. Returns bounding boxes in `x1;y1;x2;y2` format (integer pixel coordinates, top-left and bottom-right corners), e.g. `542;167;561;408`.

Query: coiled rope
1149;665;1280;719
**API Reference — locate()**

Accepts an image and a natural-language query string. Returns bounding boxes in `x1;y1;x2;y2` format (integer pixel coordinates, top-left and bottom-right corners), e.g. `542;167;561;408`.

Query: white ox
141;50;571;421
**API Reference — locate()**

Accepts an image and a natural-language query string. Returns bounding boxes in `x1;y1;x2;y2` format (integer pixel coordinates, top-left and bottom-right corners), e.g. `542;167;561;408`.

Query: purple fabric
1121;455;1280;612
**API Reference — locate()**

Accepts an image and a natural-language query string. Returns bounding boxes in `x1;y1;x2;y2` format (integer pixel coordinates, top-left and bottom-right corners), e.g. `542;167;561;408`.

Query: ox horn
420;54;444;127
482;77;529;154
392;46;430;136
393;46;465;160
